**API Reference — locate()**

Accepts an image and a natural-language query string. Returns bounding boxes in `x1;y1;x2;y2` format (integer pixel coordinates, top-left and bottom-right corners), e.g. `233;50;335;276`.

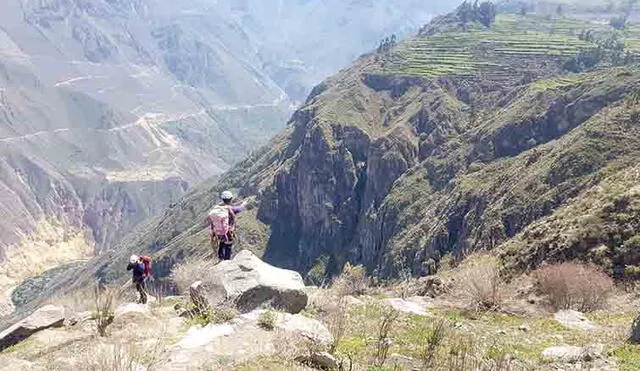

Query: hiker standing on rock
126;255;151;304
206;190;246;261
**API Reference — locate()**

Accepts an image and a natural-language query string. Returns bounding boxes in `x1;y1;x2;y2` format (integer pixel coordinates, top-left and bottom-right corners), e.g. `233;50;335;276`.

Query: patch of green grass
233;356;297;370
532;75;592;91
1;338;33;354
531;318;568;333
338;335;369;356
591;311;638;326
184;305;237;327
613;344;640;371
300;305;319;319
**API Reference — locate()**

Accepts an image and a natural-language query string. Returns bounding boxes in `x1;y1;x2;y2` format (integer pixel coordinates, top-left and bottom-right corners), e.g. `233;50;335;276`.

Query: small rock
297;351;339;370
189;281;211;313
64;311;93;326
498;329;507;335
542;344;604;363
518;324;530;332
582;344;605;362
629;315;640;344
382;298;432;316
554;310;596;331
0;305;66;351
542;346;584;363
276;312;333;346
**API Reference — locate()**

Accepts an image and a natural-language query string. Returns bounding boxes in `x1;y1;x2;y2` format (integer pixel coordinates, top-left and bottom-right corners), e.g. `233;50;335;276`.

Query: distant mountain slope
0;0;459;315
21;1;640;316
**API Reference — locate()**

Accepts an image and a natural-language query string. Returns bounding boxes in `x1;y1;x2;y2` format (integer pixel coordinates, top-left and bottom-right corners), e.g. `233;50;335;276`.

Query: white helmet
221;190;233;201
130;255;139;264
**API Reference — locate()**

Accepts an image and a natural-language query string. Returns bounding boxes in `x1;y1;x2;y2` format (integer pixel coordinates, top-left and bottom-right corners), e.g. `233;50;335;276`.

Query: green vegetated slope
15;1;640;315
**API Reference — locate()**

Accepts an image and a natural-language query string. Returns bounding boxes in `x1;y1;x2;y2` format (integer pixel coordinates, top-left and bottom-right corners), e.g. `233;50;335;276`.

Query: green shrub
187;304;237;327
610;16;627;30
258;310;277;330
307;256;329;287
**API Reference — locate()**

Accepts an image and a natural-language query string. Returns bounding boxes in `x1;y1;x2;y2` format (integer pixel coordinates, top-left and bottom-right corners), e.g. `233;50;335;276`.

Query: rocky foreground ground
0;251;638;370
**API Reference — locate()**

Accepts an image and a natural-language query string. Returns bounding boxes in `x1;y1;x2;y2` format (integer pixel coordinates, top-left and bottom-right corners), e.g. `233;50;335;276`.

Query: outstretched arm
231;202;247;215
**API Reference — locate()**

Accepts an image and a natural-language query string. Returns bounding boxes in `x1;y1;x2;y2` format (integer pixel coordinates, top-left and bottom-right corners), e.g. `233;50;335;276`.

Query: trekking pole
120;280;132;297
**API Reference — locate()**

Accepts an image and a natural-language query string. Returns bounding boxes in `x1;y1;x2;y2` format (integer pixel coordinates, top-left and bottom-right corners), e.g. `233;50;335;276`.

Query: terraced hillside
386;13;640;78
9;0;640;319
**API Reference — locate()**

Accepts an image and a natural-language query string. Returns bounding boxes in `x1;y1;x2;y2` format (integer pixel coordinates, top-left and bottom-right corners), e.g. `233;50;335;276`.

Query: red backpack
140;255;152;277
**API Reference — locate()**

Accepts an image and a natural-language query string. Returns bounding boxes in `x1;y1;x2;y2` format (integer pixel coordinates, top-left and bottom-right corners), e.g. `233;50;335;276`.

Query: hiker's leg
223;244;232;260
135;282;143;303
139;280;147;304
211;234;217;255
217;239;225;260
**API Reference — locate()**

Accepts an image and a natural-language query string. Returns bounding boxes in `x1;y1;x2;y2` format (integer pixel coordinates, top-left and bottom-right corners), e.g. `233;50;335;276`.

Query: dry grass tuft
420;319;449;369
83;339;165;371
170;257;216;294
94;284;123;337
374;305;400;366
533;262;614;312
457;257;505;311
326;297;349;354
332;263;370;297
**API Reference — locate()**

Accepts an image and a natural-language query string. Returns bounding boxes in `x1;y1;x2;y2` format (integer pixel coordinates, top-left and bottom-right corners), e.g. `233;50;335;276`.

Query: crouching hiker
205;190;247;261
127;254;152;304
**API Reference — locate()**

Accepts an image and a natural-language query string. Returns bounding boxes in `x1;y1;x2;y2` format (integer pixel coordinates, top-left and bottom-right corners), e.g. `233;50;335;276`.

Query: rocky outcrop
189;281;211;314
166;308;332;369
0;305;65;351
207;250;308;313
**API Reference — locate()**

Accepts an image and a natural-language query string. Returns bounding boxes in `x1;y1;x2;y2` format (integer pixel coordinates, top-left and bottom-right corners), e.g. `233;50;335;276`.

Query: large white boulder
0;305;66;351
208;250;308;313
